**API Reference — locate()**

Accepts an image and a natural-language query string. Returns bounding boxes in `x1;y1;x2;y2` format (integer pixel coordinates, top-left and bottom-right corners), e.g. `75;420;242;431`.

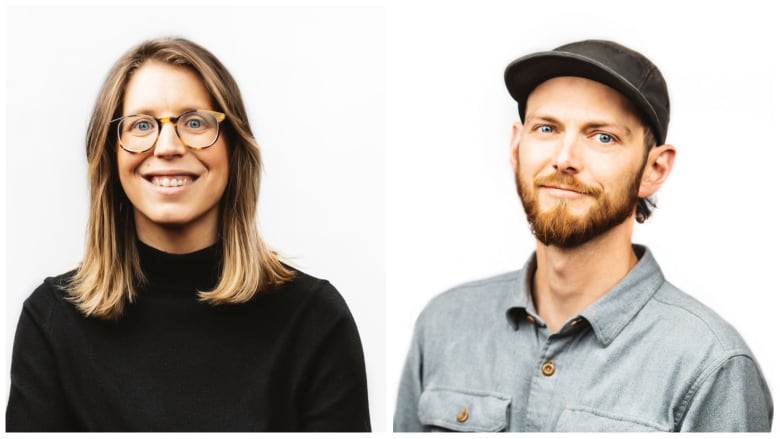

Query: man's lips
534;173;601;197
540;185;587;194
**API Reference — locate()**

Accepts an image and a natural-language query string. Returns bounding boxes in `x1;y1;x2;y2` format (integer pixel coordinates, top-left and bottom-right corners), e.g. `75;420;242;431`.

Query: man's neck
532;218;638;333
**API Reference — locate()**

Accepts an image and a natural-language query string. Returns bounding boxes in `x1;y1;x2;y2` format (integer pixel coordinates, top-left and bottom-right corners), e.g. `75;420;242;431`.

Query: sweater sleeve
297;283;371;432
6;283;79;431
678;354;773;431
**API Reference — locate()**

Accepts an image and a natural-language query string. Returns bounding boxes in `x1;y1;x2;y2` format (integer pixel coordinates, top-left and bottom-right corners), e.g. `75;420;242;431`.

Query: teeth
150;176;193;187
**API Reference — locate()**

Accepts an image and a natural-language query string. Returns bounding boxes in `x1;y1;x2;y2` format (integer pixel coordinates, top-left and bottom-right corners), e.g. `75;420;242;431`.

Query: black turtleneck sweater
6;241;371;432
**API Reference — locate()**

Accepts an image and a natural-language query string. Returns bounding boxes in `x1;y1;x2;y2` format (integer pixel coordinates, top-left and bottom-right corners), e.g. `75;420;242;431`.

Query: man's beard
516;170;642;248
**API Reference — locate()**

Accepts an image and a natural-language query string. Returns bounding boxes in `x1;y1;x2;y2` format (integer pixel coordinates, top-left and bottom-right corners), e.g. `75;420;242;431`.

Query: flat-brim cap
504;40;670;145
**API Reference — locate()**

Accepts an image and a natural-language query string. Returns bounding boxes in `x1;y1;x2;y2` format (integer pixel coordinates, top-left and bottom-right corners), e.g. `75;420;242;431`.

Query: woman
6;38;371;432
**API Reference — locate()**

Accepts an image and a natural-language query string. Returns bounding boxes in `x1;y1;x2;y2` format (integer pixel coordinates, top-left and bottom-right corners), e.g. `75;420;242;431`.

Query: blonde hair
67;37;293;319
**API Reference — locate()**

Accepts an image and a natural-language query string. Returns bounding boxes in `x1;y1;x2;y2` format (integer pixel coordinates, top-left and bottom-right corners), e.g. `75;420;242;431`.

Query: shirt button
526;315;536;325
542;360;556;376
456;407;469;423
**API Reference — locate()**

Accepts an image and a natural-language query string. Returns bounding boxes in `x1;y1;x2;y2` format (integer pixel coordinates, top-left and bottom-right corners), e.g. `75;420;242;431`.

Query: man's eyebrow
525;114;562;125
583;121;633;137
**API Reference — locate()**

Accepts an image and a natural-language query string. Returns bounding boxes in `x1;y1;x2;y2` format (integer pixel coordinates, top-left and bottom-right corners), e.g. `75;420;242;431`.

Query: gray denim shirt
394;246;773;432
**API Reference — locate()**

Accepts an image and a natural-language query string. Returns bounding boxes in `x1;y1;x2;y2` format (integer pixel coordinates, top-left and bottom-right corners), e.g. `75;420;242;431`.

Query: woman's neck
133;209;219;254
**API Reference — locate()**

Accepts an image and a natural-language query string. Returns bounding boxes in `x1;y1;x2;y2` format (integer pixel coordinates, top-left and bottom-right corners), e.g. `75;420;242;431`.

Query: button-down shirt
394;246;773;432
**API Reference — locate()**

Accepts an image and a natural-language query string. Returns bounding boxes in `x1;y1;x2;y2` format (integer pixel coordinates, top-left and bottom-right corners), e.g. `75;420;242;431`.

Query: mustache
535;173;602;197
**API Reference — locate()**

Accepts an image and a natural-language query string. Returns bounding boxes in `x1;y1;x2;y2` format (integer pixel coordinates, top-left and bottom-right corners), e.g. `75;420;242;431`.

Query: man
394;40;773;432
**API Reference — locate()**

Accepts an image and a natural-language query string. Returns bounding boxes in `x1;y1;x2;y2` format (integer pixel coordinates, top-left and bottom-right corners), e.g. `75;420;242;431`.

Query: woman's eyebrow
121;106;202;116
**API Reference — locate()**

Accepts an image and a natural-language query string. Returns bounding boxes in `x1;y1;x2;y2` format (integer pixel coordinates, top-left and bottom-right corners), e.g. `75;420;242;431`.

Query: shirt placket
523;324;570;431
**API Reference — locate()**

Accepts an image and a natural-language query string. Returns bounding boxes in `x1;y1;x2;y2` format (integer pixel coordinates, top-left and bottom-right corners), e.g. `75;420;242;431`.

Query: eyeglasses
111;109;226;153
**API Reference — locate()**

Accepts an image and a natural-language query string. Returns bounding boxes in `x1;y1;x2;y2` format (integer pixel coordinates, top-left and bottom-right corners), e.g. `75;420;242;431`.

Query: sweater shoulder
20;270;80;329
280;267;352;317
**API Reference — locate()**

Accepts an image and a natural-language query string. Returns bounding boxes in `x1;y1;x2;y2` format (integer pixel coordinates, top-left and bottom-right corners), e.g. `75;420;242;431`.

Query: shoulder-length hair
67;37;293;319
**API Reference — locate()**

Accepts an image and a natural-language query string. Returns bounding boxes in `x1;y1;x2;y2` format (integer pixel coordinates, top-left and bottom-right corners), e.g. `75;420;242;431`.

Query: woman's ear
638;144;676;199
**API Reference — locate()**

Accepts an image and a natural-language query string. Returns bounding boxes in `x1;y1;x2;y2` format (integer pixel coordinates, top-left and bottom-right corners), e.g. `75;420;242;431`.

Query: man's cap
504;39;670;145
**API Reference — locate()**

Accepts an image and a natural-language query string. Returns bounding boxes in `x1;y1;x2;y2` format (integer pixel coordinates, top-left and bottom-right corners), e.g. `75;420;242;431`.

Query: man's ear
638;144;676;199
510;121;523;170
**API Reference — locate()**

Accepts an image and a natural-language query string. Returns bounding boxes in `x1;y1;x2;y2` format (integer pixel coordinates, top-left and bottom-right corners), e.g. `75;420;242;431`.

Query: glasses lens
117;115;158;152
177;111;220;148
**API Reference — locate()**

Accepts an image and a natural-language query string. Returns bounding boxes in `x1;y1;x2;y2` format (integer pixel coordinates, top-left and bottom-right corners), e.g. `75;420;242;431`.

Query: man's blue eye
596;133;613;143
538;125;553;134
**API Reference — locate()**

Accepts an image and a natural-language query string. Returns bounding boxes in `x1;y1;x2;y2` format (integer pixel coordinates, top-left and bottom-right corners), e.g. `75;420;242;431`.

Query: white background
385;0;779;431
3;0;779;434
2;3;386;432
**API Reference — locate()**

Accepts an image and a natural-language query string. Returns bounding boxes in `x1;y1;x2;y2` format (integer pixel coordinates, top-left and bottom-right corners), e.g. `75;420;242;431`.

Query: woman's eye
596;133;613;144
186;119;203;129
133;120;153;132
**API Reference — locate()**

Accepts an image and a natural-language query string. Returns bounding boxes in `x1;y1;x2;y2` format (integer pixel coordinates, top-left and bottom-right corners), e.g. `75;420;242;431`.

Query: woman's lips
149;175;194;187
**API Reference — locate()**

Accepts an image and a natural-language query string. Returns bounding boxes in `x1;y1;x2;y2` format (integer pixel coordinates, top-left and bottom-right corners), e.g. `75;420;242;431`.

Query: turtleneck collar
137;239;222;291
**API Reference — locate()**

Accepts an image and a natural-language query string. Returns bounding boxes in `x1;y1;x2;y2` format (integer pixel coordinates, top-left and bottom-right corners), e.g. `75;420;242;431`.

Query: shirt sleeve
6;285;79;431
679;354;773;432
393;318;425;432
297;284;371;432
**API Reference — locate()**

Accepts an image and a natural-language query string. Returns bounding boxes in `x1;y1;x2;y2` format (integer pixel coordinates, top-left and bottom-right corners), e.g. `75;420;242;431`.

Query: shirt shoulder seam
648;294;731;350
448;271;520;290
675;353;757;428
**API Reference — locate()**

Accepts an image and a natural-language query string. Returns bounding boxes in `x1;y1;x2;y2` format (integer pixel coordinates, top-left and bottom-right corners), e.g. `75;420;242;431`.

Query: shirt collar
505;244;665;346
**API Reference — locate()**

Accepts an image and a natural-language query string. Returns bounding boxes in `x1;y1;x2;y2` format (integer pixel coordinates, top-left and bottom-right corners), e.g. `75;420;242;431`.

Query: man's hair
66;37;293;319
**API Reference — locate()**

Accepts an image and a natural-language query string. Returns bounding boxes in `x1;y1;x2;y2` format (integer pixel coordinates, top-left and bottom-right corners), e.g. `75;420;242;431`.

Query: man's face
511;76;649;248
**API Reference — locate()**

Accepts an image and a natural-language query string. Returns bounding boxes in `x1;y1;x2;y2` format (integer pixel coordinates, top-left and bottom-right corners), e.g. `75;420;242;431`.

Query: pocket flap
418;388;511;432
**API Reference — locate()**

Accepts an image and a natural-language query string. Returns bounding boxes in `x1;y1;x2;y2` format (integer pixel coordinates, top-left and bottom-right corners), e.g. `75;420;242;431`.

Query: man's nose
552;134;581;174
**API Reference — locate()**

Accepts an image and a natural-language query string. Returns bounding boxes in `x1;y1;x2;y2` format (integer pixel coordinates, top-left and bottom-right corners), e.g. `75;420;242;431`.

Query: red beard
516;171;642;248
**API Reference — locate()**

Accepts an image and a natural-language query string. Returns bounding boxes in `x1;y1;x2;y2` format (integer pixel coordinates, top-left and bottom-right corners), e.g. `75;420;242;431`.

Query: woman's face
117;61;229;253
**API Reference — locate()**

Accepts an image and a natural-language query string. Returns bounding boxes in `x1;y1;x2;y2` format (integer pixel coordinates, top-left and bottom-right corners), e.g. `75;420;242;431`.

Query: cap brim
504;51;662;143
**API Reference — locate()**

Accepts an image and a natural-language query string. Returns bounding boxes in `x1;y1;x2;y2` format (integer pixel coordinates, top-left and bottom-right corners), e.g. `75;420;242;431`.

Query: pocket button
456;407;469;423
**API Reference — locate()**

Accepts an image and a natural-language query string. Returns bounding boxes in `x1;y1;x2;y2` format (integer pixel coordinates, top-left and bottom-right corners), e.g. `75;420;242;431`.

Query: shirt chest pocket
418;388;511;432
